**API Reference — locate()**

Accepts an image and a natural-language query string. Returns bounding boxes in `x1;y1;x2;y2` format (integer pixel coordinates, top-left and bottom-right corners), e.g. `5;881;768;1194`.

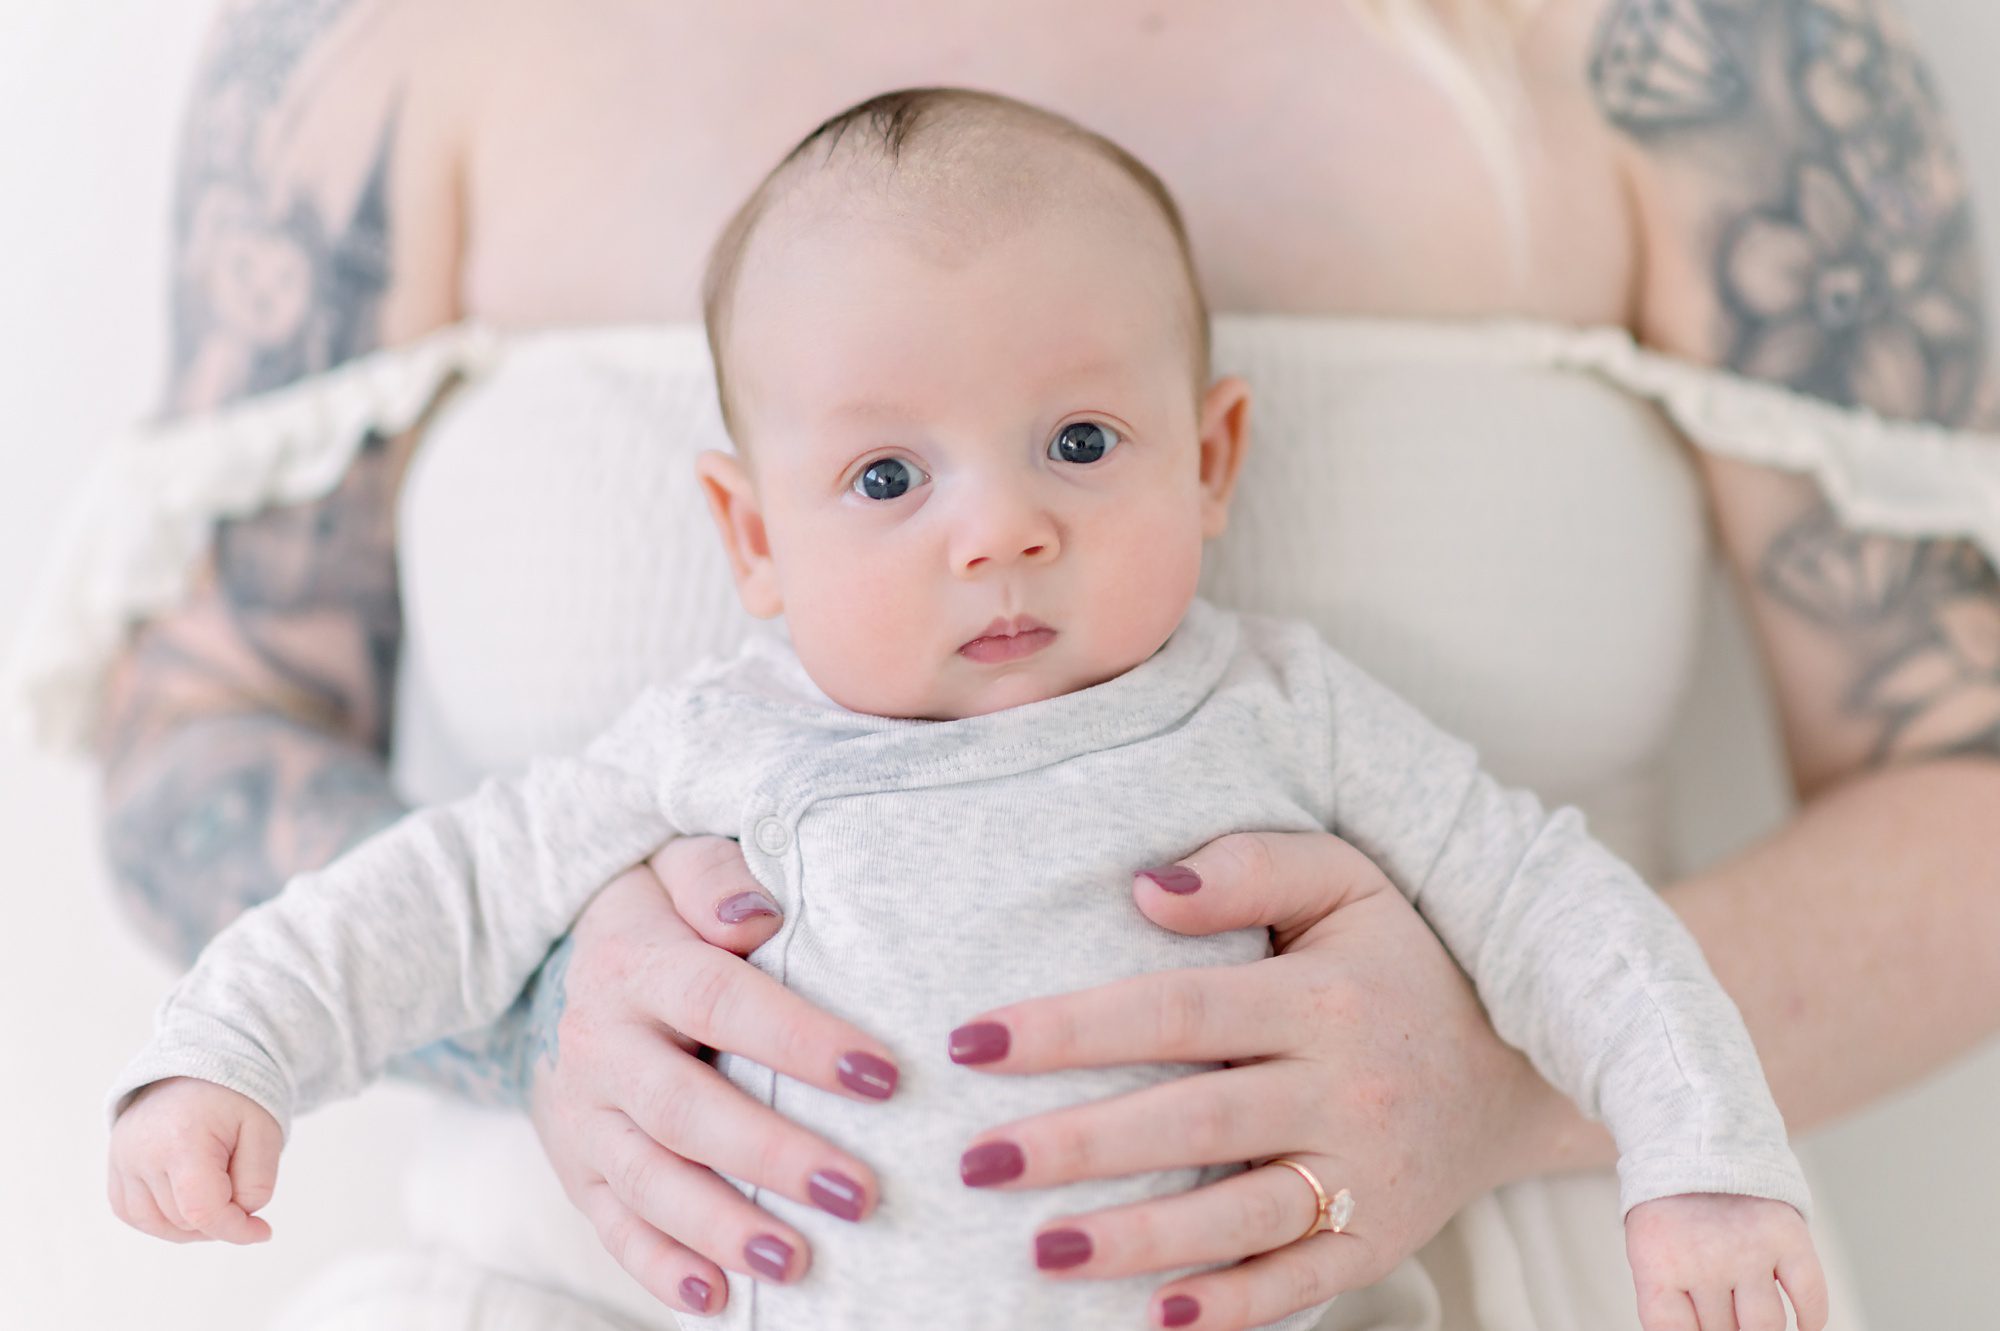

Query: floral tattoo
1592;0;2000;764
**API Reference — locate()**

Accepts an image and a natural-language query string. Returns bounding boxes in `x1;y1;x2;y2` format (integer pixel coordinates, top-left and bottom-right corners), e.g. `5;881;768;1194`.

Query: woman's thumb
1134;830;1390;940
649;835;787;956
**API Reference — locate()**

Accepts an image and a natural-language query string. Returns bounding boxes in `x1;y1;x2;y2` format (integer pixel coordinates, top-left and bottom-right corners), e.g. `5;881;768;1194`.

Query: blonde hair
1350;0;1552;275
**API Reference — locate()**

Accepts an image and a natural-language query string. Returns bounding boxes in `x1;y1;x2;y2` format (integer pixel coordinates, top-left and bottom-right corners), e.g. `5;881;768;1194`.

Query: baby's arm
1310;639;1821;1328
105;687;688;1231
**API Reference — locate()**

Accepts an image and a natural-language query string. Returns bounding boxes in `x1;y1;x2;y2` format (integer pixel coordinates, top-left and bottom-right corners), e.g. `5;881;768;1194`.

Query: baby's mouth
958;616;1057;663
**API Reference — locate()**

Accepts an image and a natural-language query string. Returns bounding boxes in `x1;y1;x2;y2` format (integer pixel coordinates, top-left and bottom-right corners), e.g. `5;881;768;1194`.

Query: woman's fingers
588;1113;813;1289
952;953;1314;1074
529;861;881;1313
600;861;898;1101
605;1023;877;1222
649;835;786;956
962;1064;1309;1189
653;940;900;1103
965;883;1549;1329
1132;830;1394;947
1028;1155;1348;1280
1150;1227;1379;1331
572;1170;734;1317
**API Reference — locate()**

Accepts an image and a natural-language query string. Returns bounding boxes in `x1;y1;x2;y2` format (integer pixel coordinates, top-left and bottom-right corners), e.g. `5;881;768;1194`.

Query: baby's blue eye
1050;421;1121;464
853;456;927;501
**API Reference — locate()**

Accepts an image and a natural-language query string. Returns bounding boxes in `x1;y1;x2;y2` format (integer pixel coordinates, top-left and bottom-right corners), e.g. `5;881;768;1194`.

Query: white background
2;3;1996;1327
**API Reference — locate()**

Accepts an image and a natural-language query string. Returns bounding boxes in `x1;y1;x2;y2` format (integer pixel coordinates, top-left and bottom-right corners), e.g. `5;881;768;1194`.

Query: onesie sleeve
1314;643;1810;1218
105;686;687;1139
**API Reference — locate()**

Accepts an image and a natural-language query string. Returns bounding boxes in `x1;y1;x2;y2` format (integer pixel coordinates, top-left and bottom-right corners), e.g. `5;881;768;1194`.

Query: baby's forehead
707;103;1212;443
756;121;1177;267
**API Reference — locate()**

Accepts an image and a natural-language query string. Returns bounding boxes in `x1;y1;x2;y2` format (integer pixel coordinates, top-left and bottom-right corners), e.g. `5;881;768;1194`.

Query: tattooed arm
98;0;551;1104
1584;0;2000;1130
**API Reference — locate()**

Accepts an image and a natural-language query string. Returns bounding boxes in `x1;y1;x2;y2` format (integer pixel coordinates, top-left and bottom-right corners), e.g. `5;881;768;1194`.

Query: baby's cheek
790;591;938;714
1097;518;1204;649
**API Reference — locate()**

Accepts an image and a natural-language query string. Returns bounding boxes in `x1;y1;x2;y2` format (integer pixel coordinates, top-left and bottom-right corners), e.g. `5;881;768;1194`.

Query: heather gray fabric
110;597;1808;1331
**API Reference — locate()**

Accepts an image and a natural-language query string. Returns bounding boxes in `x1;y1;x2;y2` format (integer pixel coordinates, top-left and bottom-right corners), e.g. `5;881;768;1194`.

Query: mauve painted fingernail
717;889;781;923
1162;1294;1201;1326
948;1021;1010;1065
745;1233;794;1281
678;1276;713;1313
809;1168;865;1222
960;1140;1025;1187
1138;864;1202;894
836;1050;898;1099
1035;1227;1093;1270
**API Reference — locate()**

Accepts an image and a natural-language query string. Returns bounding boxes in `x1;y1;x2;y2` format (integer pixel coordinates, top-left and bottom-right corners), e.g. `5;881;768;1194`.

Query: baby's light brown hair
700;87;1212;448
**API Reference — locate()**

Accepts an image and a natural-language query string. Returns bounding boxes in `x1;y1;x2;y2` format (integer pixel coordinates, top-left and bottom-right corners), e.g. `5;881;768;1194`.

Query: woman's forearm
102;708;409;966
1666;757;2000;1132
1504;756;2000;1184
102;706;557;1110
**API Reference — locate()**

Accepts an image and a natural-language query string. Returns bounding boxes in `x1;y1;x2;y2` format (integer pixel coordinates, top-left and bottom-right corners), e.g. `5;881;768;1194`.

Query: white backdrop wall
2;3;1995;1327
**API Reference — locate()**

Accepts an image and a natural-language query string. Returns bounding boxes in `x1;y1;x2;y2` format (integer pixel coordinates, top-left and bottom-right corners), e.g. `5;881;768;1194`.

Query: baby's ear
694;450;783;619
1196;376;1252;539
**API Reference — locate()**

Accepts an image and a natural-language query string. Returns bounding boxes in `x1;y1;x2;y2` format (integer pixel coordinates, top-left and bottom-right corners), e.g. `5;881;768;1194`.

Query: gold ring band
1265;1157;1354;1245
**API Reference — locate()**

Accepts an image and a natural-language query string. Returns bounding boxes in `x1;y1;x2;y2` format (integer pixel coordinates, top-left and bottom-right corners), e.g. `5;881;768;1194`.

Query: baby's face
702;167;1247;721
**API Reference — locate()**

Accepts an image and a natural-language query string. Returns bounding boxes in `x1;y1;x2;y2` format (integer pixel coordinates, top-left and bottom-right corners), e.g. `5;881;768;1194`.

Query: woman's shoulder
147;317;712;443
3;315;700;758
169;0;487;414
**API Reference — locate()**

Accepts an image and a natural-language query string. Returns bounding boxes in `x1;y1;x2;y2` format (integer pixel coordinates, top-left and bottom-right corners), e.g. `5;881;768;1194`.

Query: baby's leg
273;1248;662;1331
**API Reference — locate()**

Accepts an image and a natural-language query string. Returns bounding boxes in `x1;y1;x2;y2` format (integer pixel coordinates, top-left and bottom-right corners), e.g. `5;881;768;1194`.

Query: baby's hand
107;1076;283;1245
1625;1193;1827;1331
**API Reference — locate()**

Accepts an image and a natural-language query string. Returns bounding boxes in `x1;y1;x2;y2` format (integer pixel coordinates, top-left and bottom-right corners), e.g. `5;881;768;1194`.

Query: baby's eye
1049;421;1122;465
852;456;928;501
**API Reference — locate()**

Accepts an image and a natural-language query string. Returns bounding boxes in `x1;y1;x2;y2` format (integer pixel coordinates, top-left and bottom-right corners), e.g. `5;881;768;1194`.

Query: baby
108;88;1824;1331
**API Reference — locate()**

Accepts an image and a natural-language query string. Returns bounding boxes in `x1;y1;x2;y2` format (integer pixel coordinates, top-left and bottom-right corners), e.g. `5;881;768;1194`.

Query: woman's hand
523;836;902;1320
950;830;1602;1331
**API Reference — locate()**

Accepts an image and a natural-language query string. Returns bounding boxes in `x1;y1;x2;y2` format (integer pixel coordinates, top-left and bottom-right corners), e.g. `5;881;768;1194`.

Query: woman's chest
460;0;1633;326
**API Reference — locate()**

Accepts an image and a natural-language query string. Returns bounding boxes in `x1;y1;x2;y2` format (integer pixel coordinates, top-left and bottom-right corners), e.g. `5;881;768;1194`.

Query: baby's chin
937;658;1139;720
937;680;1066;720
823;665;1089;722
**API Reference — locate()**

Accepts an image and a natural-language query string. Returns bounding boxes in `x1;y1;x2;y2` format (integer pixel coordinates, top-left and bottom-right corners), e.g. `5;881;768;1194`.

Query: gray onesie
109;597;1809;1331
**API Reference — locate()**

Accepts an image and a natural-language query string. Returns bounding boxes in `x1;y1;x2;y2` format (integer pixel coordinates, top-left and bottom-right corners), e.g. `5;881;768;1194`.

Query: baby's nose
957;531;1055;575
961;540;1049;573
950;488;1059;576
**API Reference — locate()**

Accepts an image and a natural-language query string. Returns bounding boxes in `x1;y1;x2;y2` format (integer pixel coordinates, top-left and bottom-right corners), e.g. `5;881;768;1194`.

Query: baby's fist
1626;1193;1826;1331
107;1077;283;1245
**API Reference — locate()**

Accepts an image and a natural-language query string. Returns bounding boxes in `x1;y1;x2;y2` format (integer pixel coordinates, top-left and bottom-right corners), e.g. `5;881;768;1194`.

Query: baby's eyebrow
825;358;1130;426
1048;355;1125;383
826;398;912;425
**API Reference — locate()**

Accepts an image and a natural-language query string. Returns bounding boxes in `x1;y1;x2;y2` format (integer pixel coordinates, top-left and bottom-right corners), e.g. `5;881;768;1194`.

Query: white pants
273;1102;1867;1331
273;1248;670;1331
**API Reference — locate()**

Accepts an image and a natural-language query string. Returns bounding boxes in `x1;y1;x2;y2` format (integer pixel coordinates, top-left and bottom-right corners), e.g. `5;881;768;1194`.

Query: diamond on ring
1325;1186;1355;1234
1266;1158;1355;1245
